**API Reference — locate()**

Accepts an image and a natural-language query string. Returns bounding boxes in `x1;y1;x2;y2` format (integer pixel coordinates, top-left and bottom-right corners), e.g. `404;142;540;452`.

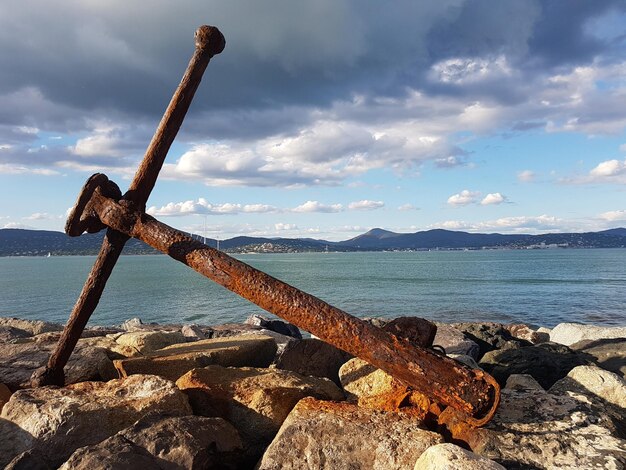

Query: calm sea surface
1;249;625;329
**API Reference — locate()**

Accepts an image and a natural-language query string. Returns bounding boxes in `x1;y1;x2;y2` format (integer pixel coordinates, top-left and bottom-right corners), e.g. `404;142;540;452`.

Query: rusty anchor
32;26;500;427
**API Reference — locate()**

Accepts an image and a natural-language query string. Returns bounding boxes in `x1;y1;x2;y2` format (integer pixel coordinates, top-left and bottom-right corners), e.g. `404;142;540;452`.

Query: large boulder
60;415;242;469
570;337;626;377
0;374;192;467
176;365;344;462
0;317;62;336
274;338;352;385
0;339;118;391
479;342;588;389
433;324;480;358
0;326;32;343
549;365;626;438
450;322;530;358
549;365;626;409
114;330;187;354
114;335;277;381
441;385;626;469
414;443;506;470
550;322;626;346
257;397;444;469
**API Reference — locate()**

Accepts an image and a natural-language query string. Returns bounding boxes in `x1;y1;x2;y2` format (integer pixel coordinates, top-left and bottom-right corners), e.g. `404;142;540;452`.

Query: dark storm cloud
9;0;621;123
0;0;624;180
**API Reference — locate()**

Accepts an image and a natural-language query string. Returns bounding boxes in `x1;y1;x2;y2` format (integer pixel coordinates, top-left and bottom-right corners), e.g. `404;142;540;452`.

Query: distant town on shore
1;227;625;256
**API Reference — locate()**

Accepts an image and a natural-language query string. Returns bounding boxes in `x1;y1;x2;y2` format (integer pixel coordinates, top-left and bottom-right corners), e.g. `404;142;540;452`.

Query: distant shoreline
2;226;626;257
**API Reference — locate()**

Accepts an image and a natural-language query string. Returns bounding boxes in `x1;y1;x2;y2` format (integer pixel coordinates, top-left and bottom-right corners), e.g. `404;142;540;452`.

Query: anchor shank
126;26;225;209
90;190;500;425
31;26;225;388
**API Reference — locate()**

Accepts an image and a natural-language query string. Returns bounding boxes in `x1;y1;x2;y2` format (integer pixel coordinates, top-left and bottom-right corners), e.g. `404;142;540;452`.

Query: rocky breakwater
0;314;624;469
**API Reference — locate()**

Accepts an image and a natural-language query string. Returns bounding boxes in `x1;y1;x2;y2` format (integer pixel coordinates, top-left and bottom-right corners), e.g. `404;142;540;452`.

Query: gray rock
550;322;626;346
414;443;506;470
504;373;544;391
0;374;192;467
245;314;302;339
0;317;62;336
4;449;52;470
60;415;242;470
433;325;480;359
550;365;626;409
180;323;210;341
0;326;32;343
258;397;444;470
209;322;265;337
447;386;626;469
451;322;531;358
549;365;626;438
274;338;352;385
120;317;144;331
570;337;626;378
479;341;588;389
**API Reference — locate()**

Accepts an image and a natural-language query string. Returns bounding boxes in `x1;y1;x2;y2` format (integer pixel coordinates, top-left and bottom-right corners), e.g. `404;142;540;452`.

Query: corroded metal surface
30;26;225;388
65;177;501;425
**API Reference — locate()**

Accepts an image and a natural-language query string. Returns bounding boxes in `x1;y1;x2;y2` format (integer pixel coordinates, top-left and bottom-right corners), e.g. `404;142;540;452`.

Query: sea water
1;249;625;328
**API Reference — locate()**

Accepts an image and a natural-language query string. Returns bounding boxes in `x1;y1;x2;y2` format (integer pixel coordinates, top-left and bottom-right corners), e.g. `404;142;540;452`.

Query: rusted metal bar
64;174;501;426
30;26;225;387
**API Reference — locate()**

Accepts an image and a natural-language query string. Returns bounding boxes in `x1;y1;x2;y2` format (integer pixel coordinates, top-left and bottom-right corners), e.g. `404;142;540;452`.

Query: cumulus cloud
348;200;384;211
398;204;419;211
447;190;480;206
565;158;626;184
598;210;626;222
274;223;298;231
481;193;507;205
292;201;343;213
590;159;626;177
147;198;277;217
517;170;535;182
432;214;565;234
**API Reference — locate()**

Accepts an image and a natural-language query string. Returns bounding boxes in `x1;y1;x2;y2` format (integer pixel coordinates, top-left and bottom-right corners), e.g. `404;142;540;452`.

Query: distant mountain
1;227;625;256
599;228;626;237
0;229;157;256
339;228;626;250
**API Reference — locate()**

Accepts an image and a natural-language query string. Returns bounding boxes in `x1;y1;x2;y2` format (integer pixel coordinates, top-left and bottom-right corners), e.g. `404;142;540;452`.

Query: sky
1;0;625;242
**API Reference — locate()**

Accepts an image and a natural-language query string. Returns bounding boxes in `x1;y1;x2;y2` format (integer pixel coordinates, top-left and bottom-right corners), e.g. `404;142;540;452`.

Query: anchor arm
65;174;501;426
